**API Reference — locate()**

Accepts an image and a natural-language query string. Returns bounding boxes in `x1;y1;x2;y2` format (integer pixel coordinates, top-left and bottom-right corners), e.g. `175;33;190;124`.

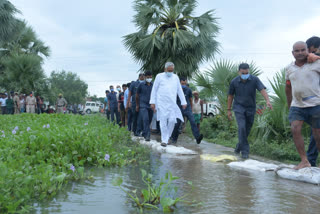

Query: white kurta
150;72;187;123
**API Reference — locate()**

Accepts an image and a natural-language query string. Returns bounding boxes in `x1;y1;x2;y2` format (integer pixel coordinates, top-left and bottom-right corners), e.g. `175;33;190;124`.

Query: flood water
34;135;320;214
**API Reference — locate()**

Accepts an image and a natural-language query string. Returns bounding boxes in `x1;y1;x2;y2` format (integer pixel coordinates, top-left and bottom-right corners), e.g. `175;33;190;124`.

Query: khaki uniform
26;96;36;113
13;95;20;114
56;97;67;113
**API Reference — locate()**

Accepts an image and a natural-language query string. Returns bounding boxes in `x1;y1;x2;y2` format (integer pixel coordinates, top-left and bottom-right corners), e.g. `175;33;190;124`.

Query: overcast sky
11;0;320;97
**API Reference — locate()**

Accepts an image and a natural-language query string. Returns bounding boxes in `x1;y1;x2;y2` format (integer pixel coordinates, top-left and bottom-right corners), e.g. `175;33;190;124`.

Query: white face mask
146;78;152;83
116;88;121;91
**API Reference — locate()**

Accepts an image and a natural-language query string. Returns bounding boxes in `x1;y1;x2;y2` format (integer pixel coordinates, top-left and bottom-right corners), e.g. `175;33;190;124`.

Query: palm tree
123;0;220;77
193;59;263;115
0;0;20;44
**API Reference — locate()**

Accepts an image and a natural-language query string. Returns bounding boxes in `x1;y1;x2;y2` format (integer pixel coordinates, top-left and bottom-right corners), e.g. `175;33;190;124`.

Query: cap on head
59;93;62;96
192;91;199;95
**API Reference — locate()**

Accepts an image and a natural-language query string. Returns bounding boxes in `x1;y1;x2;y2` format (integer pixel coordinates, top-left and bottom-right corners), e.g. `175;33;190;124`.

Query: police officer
26;92;36;113
171;77;203;144
136;71;153;141
13;92;20;114
107;85;119;124
55;93;67;114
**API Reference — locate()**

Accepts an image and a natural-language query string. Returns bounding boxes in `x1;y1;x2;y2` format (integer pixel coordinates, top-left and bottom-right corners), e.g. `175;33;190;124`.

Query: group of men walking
104;62;204;147
227;36;320;169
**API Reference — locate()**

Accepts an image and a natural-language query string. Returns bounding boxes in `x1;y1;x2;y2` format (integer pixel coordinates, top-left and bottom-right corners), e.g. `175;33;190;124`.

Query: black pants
1;107;7;114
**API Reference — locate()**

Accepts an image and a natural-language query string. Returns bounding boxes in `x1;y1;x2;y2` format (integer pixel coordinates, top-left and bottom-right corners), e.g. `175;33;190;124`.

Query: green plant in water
112;169;193;212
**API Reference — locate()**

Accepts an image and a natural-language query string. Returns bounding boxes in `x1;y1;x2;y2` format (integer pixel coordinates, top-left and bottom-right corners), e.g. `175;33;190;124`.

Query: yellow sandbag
200;154;237;162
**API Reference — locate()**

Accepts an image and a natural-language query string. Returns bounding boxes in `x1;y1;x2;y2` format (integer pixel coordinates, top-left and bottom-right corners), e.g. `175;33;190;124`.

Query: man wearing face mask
150;62;187;147
108;85;120;124
126;73;145;136
227;63;272;159
136;71;153;141
171;77;203;144
117;84;126;127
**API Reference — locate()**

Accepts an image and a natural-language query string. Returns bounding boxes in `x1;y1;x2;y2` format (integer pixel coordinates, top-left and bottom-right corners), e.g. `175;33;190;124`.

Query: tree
193;60;263;114
0;0;20;44
48;71;88;105
123;0;220;77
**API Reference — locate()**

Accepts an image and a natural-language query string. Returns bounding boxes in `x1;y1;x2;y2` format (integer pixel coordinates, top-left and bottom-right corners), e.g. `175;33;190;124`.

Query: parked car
203;102;219;117
84;101;101;114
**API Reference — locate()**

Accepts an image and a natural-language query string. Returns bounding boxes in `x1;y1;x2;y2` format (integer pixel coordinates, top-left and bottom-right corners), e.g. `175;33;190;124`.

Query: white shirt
0;98;7;107
286;60;320;107
150;72;187;123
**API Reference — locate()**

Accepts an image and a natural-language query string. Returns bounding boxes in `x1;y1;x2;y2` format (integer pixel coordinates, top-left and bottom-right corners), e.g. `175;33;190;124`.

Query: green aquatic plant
113;169;193;213
0;114;148;213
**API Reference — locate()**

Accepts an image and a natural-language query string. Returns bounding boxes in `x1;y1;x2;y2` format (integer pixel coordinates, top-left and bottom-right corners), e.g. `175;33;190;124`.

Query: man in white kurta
150;62;187;147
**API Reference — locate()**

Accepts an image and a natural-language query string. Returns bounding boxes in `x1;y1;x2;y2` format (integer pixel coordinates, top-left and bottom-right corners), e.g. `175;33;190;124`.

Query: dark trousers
1;107;7;114
105;109;110;120
109;106;119;124
131;105;142;134
234;111;255;155
171;108;200;141
139;107;153;138
7;108;13;115
307;130;319;166
127;109;132;131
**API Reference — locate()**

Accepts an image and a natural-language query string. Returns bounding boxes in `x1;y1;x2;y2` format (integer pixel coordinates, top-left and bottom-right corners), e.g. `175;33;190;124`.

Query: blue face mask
166;72;173;77
111;89;114;92
241;74;250;80
182;85;187;89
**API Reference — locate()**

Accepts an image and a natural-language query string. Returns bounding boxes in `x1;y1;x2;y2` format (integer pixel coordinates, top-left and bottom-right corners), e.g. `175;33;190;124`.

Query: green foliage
113;169;192;212
47;70;88;104
124;0;220;77
0;0;20;44
0;114;148;213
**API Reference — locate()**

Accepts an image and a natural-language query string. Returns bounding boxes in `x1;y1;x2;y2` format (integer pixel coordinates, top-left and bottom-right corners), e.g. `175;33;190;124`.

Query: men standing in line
126;73;145;135
192;91;203;131
26;92;36;113
228;63;272;159
13;92;20;114
104;90;110;120
136;71;153;141
55;93;67;114
285;41;320;169
305;36;320;166
171;77;203;144
150;62;187;147
108;85;119;124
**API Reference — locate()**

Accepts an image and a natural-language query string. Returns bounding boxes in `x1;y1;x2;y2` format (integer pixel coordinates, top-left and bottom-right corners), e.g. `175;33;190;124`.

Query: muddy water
34;135;320;214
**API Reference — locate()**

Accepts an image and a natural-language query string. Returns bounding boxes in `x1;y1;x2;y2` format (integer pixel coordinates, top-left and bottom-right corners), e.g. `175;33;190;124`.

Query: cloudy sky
11;0;320;97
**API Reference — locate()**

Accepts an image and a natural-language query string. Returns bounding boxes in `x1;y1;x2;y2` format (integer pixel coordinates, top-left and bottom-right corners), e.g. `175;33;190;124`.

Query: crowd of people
103;64;204;147
0;92;67;114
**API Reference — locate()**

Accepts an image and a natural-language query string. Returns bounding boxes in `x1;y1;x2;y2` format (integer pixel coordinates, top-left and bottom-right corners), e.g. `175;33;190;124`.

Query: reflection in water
34;136;320;214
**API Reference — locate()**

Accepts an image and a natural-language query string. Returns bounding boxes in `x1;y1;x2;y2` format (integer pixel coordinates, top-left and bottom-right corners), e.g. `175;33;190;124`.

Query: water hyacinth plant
0;114;149;213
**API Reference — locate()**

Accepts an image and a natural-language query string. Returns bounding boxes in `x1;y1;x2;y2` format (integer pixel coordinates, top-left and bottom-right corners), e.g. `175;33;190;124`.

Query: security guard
13;92;20;114
55;93;67;114
26;92;36;113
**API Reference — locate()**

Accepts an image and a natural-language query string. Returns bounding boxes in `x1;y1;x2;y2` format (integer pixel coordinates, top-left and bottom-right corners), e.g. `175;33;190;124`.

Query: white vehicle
203;102;219;117
84;101;101;114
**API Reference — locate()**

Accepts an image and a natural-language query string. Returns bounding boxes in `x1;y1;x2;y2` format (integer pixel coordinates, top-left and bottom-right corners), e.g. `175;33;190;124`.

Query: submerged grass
0;114;148;213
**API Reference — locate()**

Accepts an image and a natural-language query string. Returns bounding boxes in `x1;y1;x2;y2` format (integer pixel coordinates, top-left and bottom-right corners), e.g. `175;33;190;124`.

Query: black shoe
234;149;240;155
145;136;150;141
241;153;249;159
161;142;167;147
134;132;139;137
196;134;203;144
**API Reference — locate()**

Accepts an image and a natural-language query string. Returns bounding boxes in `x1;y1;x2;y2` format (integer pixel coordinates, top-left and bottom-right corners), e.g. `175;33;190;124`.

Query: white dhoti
150;72;187;144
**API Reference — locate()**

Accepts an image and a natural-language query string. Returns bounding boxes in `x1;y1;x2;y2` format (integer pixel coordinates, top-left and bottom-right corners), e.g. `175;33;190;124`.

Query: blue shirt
124;89;129;108
228;75;266;113
107;92;118;109
104;97;108;110
137;82;153;108
177;86;193;110
129;80;142;106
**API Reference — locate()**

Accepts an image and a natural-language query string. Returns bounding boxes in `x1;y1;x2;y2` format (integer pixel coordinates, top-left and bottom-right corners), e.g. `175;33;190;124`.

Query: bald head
292;41;308;63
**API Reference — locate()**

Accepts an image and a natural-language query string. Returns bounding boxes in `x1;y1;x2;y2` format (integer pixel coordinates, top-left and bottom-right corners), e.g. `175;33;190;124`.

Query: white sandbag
276;167;320;185
132;136;197;155
228;159;278;172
